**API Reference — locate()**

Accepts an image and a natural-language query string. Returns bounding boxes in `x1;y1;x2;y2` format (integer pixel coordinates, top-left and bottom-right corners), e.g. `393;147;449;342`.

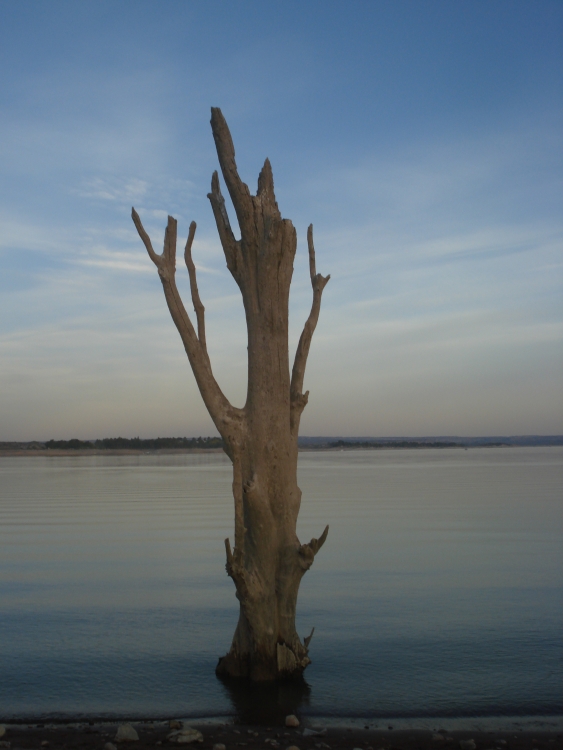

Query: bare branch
131;207;160;266
303;627;315;649
207;171;241;280
290;224;330;422
210;107;252;231
308;524;329;554
163;214;177;267
256;158;279;215
297;524;329;572
308;225;317;279
183;221;207;354
225;537;234;575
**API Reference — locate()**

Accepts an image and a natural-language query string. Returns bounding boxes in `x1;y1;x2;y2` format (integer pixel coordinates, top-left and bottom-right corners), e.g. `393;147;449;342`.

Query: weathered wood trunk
132;108;329;681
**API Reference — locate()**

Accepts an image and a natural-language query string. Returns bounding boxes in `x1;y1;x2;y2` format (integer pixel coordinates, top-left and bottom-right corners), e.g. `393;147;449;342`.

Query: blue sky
0;0;561;440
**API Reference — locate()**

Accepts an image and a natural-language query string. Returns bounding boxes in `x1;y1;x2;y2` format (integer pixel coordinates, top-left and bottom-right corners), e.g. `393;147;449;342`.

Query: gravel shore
0;721;560;750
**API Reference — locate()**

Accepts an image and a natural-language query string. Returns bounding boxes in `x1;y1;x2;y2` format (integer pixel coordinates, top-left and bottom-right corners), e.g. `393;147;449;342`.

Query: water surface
1;447;561;722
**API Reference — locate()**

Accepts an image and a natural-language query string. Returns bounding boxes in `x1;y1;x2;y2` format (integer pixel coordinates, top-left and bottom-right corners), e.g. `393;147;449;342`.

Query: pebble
41;743;50;748
168;728;204;744
285;716;300;728
213;744;227;750
115;724;139;743
459;741;476;750
170;721;183;730
105;744;118;750
0;728;5;739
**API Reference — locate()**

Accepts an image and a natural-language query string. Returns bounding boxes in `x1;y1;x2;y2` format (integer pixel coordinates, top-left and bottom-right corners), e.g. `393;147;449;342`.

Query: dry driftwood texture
132;108;330;681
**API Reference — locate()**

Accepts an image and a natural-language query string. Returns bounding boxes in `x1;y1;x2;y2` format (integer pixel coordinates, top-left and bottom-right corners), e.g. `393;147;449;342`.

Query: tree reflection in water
217;674;311;724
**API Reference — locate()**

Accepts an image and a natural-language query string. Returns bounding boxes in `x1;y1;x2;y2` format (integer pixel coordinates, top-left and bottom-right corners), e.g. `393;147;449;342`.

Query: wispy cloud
76;177;150;203
78;254;154;274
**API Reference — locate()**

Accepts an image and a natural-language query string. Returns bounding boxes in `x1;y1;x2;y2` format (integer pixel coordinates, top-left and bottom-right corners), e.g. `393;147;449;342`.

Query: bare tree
132;108;330;681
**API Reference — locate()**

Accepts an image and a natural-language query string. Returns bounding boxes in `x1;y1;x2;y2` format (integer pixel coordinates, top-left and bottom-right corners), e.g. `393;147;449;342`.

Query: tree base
216;643;311;682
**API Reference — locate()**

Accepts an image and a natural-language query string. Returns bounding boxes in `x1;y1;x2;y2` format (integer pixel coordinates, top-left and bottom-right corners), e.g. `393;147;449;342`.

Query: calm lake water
1;447;562;724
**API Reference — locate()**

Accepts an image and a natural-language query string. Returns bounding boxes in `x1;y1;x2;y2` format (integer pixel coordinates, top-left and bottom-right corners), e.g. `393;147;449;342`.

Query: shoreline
0;717;561;750
2;715;563;730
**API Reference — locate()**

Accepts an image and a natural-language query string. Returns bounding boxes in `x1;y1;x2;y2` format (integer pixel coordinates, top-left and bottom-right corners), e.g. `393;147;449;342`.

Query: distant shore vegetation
43;436;224;450
1;435;561;453
328;439;470;449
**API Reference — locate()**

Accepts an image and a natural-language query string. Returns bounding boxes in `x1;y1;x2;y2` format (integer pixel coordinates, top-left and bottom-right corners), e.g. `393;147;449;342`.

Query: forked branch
131;208;242;441
183;221;207;355
291;225;330;419
131;207;161;267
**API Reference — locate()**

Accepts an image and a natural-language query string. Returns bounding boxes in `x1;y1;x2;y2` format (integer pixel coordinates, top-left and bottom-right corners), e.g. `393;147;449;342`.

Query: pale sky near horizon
1;1;562;441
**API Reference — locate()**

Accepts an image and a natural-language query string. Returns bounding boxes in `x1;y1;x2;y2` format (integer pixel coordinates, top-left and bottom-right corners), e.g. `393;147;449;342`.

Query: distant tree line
327;440;508;449
44;436;224;450
329;440;464;449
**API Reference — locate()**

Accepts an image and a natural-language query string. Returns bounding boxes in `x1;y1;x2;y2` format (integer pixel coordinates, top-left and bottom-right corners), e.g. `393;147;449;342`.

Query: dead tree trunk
132;108;330;681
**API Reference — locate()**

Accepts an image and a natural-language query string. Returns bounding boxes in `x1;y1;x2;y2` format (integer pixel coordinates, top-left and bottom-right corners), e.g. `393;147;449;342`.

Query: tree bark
132;108;329;681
